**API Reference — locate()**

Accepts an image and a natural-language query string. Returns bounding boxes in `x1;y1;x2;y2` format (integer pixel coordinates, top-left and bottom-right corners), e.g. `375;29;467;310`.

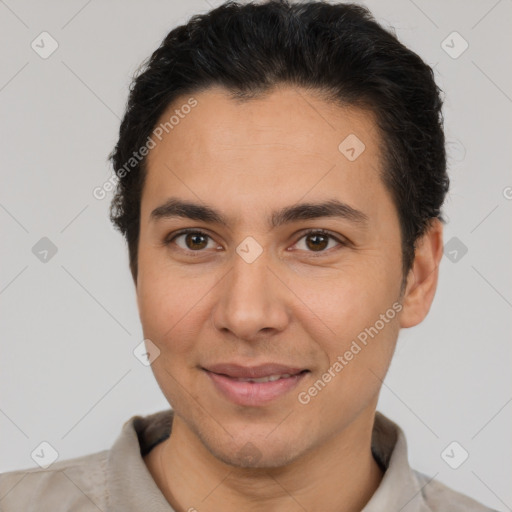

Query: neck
145;407;384;512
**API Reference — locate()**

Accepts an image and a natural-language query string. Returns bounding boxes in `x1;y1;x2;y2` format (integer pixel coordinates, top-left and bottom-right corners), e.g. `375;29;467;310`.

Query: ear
399;218;444;328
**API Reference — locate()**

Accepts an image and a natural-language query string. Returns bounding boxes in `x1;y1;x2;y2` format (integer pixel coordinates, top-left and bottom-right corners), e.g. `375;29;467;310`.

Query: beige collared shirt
0;409;496;511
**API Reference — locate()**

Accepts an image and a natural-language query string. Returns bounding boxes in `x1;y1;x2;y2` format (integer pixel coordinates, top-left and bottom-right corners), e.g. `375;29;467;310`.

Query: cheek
295;261;399;334
293;262;401;380
304;298;399;419
137;257;217;358
137;262;186;350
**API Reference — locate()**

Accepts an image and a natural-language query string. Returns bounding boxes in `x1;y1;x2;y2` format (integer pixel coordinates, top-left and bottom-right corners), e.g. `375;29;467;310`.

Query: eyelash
163;228;347;256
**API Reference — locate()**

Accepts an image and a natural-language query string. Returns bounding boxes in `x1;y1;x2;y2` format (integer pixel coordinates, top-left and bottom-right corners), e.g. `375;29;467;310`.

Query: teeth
234;373;292;383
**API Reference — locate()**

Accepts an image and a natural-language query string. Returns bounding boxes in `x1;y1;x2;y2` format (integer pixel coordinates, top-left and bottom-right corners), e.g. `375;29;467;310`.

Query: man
0;1;498;511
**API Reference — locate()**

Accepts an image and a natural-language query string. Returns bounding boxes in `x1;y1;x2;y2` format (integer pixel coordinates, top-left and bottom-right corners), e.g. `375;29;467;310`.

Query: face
136;85;408;468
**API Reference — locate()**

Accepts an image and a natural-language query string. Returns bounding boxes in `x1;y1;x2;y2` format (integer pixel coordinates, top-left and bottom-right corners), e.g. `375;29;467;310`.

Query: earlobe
398;218;444;329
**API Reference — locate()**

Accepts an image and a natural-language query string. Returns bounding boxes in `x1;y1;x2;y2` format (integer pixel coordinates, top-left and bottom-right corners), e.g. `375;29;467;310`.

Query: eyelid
163;228;219;252
291;228;348;252
164;228;348;254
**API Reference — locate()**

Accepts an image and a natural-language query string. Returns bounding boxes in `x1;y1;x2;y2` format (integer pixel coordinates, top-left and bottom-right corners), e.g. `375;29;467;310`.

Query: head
109;0;448;468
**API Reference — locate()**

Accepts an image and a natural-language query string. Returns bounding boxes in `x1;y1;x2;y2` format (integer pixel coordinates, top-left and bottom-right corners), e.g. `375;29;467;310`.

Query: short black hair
109;0;448;290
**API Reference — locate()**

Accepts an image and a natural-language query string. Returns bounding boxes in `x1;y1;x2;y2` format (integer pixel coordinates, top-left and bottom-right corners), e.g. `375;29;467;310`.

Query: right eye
164;229;220;253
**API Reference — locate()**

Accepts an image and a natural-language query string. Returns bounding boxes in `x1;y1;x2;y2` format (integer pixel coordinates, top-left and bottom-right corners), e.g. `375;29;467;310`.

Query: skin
136;85;444;512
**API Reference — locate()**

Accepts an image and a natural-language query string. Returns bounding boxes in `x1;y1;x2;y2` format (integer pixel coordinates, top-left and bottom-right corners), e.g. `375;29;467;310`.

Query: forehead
147;84;381;165
141;85;393;227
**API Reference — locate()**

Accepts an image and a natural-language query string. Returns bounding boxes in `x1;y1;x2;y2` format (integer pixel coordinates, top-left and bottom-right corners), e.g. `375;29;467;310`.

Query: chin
214;443;303;469
199;428;308;469
172;397;316;469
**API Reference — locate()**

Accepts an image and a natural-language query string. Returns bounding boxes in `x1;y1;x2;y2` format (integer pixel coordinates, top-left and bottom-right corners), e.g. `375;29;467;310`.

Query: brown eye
293;229;345;254
305;233;330;251
166;230;216;252
184;232;209;250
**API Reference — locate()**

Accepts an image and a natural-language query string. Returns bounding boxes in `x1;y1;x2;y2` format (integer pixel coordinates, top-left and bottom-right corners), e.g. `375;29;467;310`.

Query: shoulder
0;449;109;511
414;470;499;512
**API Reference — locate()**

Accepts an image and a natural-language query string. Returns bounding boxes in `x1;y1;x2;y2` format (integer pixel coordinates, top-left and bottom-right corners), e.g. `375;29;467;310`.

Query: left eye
165;229;345;254
293;230;344;253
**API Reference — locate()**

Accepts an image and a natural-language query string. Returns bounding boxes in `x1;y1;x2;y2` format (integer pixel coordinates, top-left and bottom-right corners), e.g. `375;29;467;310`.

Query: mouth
202;363;310;406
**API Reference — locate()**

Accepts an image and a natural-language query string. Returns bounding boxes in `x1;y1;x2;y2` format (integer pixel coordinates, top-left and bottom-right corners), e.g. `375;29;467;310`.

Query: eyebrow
149;197;369;229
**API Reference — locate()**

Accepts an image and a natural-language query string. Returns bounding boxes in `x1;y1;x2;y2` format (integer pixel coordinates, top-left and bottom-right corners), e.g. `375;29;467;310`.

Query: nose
211;248;290;342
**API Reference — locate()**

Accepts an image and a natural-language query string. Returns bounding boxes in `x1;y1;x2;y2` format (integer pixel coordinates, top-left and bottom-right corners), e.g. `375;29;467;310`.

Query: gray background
1;0;511;510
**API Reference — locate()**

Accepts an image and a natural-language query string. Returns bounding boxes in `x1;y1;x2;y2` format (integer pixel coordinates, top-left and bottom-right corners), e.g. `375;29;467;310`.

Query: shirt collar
364;411;431;512
107;410;174;511
106;409;429;512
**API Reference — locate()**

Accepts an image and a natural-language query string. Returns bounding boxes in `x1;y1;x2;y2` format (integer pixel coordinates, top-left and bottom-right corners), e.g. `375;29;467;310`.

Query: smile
202;363;310;407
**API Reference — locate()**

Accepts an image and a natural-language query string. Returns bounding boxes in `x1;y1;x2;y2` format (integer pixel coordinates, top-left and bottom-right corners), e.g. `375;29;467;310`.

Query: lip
202;363;309;407
204;363;306;379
